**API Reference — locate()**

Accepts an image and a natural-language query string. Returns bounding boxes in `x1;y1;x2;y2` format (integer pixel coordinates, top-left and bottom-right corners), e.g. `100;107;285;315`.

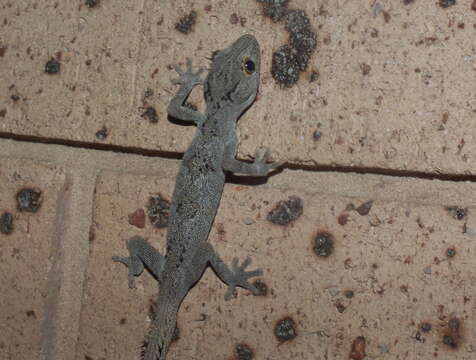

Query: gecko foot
252;148;284;176
224;257;263;301
112;253;144;289
172;58;205;87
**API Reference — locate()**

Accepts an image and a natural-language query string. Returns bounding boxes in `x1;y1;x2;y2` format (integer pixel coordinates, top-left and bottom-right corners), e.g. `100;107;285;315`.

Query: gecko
112;34;281;360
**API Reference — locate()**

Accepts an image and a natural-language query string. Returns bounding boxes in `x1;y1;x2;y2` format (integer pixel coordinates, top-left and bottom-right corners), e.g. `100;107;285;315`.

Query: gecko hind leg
205;243;263;300
112;235;166;288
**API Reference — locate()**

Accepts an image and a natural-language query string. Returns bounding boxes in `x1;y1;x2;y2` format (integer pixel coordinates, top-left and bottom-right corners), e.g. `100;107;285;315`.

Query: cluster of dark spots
257;1;316;88
0;212;13;234
141;106;159;123
313;231;334;257
252;279;268;296
16;188;42;212
235;343;253;360
175;10;197;34
11;94;20;102
271;45;300;87
442;317;462;349
267;196;303;225
147;194;170;228
285;10;317;70
128;208;145;228
45;58;60;74
95;126;108;140
274;317;297;342
349;336;366;360
256;0;289;22
446;206;467;220
229;13;247;26
439;0;456;8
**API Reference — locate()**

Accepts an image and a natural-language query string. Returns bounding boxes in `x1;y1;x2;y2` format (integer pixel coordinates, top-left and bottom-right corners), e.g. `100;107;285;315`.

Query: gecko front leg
223;146;283;176
167;58;206;126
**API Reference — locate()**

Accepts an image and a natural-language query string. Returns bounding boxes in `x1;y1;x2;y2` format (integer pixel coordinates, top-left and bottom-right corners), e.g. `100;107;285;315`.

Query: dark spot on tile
274;317;297;342
252;279;268;296
360;63;371;76
350;336;366;360
403;0;415;4
0;109;6;117
420;322;432;333
16;188;42;213
382;11;391;23
256;0;289;23
236;343;253;360
0;212;13;234
88;225;95;243
26;310;36;318
313;231;334;257
355;200;373;215
335;301;346;313
472;0;476;11
448;317;460;331
439;0;456;8
84;356;93;360
147;194;170;228
230;13;239;24
45;58;60;74
443;334;457;348
119;318;127;325
446;206;467;220
141;106;159;123
85;59;92;66
267;196;303;225
313;130;322;140
85;0;99;7
11;94;20;102
309;70;320;82
175;10;197;34
338;213;349;225
95;126;108;140
286;10;317;70
446;247;456;258
0;46;7;57
344;290;354;299
128;208;146;228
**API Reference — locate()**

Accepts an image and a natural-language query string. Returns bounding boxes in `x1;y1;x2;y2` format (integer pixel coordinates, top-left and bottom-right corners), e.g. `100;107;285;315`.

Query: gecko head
205;34;261;113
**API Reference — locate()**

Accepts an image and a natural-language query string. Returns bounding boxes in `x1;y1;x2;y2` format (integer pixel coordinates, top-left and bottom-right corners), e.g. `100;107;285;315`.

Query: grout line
1;131;476;183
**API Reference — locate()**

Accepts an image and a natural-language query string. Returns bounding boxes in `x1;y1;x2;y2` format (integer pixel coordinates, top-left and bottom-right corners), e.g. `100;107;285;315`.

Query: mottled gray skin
112;35;281;360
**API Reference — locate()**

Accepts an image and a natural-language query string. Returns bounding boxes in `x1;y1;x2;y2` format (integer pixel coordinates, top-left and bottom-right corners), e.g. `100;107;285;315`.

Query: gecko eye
241;57;255;75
